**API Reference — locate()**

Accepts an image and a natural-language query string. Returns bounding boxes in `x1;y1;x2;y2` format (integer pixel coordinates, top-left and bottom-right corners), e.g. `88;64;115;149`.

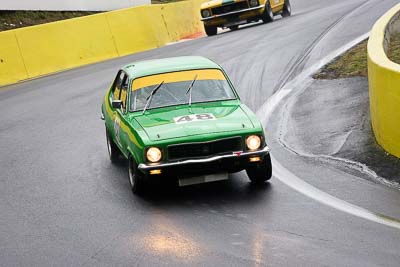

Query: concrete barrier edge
0;0;205;86
368;3;400;158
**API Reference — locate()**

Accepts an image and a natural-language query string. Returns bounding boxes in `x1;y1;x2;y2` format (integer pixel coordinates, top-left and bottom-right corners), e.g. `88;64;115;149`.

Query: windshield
130;69;236;111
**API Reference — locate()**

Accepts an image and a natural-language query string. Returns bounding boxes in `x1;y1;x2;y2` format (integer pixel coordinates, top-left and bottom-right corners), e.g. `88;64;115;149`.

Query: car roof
121;56;222;79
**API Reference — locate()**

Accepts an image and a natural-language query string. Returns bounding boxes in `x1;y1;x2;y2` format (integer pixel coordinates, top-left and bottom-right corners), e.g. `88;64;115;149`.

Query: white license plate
179;173;228;187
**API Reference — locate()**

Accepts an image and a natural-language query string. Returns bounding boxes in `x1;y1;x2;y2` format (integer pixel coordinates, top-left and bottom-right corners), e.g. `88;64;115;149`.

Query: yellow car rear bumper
202;5;265;27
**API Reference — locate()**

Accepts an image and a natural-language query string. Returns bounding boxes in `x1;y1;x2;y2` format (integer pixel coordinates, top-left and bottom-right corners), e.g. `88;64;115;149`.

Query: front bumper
138;146;269;174
201;5;264;26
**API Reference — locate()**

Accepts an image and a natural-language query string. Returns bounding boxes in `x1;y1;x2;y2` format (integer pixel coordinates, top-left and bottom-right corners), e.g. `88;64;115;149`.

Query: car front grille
211;1;249;16
167;137;243;161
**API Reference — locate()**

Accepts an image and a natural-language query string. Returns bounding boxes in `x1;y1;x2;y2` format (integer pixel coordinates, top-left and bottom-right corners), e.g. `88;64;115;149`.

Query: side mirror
112;100;122;109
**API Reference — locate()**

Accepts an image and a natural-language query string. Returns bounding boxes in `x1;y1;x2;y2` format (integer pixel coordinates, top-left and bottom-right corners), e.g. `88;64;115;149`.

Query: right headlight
246;135;261;151
249;0;258;7
201;9;211;18
146;147;162;163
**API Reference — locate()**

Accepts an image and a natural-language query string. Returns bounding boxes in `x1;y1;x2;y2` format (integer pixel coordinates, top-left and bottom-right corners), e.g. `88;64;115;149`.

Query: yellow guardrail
368;3;400;158
0;0;205;86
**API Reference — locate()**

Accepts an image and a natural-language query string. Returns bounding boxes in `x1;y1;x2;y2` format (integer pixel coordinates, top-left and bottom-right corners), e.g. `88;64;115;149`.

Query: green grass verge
388;33;400;64
313;40;368;79
314;34;400;79
0;11;100;32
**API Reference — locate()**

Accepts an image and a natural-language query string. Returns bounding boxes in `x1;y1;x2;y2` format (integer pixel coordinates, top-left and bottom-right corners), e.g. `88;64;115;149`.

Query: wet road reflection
141;215;201;262
252;234;264;267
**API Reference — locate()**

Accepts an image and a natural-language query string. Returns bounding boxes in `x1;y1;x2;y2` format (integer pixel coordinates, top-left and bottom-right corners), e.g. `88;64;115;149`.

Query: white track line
272;156;400;230
258;32;370;124
257;32;400;230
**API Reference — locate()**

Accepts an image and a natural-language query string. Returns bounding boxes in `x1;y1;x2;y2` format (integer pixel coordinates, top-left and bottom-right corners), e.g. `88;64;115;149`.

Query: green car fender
241;105;265;129
125;118;148;164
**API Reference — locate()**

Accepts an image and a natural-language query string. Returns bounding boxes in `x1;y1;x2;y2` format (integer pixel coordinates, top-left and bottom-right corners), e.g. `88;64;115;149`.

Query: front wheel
128;156;146;194
282;0;292;17
262;1;274;23
204;25;217;36
246;154;272;184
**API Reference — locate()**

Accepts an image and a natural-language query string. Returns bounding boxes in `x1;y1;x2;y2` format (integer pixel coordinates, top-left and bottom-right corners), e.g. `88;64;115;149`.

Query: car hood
134;104;254;141
201;0;238;9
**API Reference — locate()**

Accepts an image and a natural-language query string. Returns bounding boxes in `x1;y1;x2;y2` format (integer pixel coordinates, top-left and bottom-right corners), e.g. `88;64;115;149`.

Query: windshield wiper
185;75;198;106
142;81;164;114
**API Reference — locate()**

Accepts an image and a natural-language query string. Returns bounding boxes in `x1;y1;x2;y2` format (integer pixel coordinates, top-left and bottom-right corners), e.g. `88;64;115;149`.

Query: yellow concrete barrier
106;5;167;57
0;0;205;86
368;3;400;158
0;31;29;85
161;0;205;40
15;14;118;79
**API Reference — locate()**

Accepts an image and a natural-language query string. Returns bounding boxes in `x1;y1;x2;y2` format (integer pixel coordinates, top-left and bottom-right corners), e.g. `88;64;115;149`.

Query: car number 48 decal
114;117;121;145
174;113;216;124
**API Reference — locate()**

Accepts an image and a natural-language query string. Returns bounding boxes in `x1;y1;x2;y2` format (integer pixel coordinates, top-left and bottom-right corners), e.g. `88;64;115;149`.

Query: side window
112;71;125;101
120;77;129;110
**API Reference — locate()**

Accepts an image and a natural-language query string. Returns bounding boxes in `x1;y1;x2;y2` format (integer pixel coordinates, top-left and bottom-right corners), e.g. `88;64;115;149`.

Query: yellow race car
200;0;291;36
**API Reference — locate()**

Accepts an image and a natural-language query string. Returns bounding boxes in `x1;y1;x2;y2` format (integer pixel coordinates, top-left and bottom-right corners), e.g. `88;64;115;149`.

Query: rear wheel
106;127;120;163
229;25;239;31
128;156;146;195
282;0;292;17
262;1;274;23
204;25;217;36
246;154;272;184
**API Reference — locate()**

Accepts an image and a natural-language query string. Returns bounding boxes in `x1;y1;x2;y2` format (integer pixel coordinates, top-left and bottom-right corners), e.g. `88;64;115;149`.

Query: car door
115;74;130;156
109;71;125;150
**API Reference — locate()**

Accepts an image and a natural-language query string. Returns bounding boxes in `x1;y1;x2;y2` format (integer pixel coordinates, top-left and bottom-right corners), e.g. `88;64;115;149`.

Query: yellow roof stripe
131;69;226;91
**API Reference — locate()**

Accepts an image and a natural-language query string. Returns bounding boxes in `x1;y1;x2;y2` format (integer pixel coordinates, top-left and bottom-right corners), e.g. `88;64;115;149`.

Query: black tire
229;25;239;31
204;25;217;36
106;127;121;163
262;1;274;23
246;154;272;184
128;156;146;194
282;0;292;17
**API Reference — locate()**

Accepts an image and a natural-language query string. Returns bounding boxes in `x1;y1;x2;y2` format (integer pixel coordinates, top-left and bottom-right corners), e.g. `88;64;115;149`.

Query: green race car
101;56;272;194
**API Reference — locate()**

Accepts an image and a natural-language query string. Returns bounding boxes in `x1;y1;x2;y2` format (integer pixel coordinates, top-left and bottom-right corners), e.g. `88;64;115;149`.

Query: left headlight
246;135;261;151
201;9;211;18
146;147;162;163
249;0;258;7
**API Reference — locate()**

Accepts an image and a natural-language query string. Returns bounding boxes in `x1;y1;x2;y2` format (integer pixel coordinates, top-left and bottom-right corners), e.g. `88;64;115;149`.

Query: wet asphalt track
1;0;400;266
